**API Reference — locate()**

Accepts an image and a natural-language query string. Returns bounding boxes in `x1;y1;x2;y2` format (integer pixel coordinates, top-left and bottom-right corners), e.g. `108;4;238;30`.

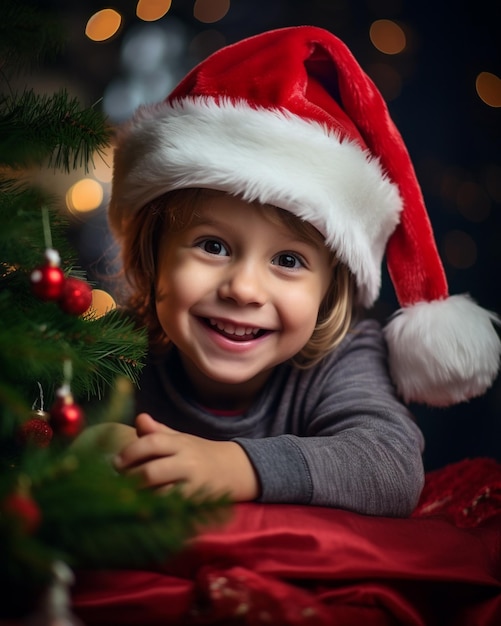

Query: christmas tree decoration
49;363;85;438
49;388;85;438
0;3;228;620
58;276;93;316
29;207;93;316
18;384;54;447
30;248;65;301
25;561;84;626
2;482;42;535
19;410;53;448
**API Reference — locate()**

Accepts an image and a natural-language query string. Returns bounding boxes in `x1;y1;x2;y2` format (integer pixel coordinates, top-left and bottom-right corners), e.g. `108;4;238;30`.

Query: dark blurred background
34;0;501;471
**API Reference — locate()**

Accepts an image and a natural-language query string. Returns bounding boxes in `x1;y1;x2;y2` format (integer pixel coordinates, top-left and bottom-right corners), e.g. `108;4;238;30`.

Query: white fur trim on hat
384;294;501;406
110;97;403;307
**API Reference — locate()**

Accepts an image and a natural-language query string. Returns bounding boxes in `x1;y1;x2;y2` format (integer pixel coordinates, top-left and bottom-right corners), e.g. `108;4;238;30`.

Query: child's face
155;194;331;402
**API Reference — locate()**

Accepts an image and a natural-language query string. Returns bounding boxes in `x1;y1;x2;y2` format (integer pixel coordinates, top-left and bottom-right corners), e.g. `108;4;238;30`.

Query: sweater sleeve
234;320;425;517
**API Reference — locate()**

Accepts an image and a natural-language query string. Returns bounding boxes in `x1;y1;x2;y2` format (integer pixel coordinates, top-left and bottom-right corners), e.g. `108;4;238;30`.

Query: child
106;26;500;517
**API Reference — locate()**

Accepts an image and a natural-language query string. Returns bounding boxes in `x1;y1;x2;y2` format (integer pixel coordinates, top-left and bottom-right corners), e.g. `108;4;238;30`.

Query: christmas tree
0;2;227;620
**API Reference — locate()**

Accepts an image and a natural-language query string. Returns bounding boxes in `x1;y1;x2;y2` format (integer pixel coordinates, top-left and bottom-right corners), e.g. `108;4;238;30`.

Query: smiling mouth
204;318;268;341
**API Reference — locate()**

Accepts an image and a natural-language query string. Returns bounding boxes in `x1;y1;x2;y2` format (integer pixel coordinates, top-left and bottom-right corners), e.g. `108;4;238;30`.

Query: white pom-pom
383;294;501;407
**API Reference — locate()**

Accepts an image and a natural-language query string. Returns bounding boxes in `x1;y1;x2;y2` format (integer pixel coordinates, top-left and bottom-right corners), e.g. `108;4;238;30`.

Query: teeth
209;318;259;336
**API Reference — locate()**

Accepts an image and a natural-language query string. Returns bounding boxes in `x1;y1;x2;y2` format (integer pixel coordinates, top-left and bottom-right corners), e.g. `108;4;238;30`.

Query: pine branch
0;179;72;268
1;444;231;588
0;89;112;171
0;295;146;422
0;6;229;611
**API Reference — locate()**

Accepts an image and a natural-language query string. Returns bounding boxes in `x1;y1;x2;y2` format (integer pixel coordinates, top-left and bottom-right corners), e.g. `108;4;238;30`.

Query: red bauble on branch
30;248;93;316
50;385;85;438
18;410;53;448
30;248;65;301
2;490;41;535
59;276;93;316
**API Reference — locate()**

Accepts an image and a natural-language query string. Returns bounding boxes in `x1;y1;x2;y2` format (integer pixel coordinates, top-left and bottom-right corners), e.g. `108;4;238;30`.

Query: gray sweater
135;319;425;517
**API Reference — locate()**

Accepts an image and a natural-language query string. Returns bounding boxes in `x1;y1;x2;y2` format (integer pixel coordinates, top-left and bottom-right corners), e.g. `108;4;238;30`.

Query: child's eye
197;238;229;256
272;253;304;269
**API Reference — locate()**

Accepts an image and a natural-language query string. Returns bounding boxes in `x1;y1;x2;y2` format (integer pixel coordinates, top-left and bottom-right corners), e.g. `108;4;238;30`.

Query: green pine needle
0;2;229;607
0;89;112;171
1;444;231;588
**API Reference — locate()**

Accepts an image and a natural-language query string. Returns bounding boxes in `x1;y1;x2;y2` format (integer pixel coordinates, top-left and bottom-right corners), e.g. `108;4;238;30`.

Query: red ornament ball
50;395;85;438
18;412;53;448
2;492;41;534
30;264;65;301
59;277;92;315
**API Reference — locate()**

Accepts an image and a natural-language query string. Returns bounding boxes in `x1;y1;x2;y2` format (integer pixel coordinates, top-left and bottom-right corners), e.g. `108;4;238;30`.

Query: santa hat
109;25;500;407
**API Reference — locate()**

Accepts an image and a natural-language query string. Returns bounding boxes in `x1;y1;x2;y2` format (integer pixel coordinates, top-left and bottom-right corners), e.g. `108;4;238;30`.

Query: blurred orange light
193;0;230;24
136;0;172;21
369;20;406;55
85;9;122;42
476;72;501;107
89;289;117;318
66;179;104;213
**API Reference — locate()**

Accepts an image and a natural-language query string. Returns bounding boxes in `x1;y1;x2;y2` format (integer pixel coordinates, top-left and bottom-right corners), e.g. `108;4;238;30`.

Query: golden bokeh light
136;0;172;21
66;178;104;214
369;20;406;55
85;9;122;42
442;230;477;269
89;289;117;318
475;72;501;107
193;0;230;24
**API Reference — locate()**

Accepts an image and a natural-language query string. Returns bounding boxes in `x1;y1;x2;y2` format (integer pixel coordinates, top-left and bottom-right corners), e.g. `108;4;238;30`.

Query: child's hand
113;413;260;501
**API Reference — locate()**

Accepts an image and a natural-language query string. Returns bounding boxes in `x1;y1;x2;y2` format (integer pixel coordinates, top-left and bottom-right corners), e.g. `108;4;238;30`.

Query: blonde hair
119;188;356;367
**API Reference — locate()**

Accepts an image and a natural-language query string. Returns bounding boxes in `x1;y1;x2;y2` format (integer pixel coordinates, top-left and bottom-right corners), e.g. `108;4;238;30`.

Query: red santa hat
109;25;500;407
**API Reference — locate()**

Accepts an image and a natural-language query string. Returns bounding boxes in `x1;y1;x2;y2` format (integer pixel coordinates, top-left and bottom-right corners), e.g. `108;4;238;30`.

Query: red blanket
73;458;501;625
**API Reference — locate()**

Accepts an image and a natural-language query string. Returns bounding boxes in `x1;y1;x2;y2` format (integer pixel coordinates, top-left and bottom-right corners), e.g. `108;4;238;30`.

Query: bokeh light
194;0;231;24
121;23;177;74
136;0;172;22
66;179;104;214
85;9;122;42
369;20;406;55
476;71;501;107
89;289;117;318
103;20;188;122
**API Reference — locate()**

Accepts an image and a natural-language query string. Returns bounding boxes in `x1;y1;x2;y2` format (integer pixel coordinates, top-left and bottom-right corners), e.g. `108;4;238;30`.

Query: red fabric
72;459;501;626
413;457;501;528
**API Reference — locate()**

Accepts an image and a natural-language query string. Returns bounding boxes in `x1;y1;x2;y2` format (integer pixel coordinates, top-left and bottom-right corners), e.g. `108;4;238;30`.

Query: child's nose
218;261;267;306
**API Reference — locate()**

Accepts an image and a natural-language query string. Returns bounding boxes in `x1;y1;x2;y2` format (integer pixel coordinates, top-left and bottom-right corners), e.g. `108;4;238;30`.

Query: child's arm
233;320;425;516
113;413;260;501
